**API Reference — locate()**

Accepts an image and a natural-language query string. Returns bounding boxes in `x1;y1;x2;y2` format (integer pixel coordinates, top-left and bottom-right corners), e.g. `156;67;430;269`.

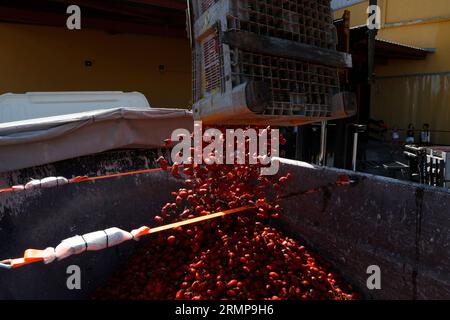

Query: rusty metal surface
277;158;450;300
230;50;340;116
190;0;355;125
0;170;183;299
0;157;449;299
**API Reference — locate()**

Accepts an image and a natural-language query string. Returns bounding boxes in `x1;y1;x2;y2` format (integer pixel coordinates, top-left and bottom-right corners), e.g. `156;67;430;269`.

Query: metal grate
190;0;351;123
192;52;200;102
201;0;219;13
230;48;340;116
228;0;336;49
202;32;223;94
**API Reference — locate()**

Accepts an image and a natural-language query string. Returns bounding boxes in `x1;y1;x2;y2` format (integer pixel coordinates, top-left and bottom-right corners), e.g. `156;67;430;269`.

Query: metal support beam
368;0;379;83
319;121;328;166
352;131;359;171
0;6;186;37
223;31;353;69
351;124;367;172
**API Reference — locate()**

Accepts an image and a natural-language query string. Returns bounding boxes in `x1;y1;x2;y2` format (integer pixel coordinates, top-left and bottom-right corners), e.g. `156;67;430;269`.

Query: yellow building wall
372;74;450;145
334;0;450;29
0;23;192;108
384;0;450;23
334;0;450;144
334;0;450;75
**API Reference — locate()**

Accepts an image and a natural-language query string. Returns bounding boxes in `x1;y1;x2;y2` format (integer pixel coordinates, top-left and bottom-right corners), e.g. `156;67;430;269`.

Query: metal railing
404;145;448;188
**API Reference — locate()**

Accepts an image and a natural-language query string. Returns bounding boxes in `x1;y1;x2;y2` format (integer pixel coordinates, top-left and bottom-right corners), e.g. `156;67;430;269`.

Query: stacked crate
229;0;336;49
190;0;355;125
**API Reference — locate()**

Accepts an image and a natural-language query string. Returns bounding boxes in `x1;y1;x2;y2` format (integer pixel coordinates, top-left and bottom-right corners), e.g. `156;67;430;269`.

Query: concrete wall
0;23;192;108
0;159;449;299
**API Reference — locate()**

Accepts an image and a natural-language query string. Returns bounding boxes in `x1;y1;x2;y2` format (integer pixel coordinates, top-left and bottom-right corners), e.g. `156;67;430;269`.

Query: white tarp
0;91;151;123
0;107;193;173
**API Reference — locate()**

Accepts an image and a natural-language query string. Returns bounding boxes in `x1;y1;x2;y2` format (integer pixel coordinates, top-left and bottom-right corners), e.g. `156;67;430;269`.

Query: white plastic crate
190;0;355;126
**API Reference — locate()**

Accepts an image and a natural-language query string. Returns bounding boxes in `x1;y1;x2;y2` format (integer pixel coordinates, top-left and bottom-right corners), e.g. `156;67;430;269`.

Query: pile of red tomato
92;127;358;300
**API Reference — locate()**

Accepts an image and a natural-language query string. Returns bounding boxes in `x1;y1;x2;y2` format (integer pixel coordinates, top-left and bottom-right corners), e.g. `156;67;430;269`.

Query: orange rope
0;168;165;194
0;188;14;194
148;206;253;235
79;168;164;182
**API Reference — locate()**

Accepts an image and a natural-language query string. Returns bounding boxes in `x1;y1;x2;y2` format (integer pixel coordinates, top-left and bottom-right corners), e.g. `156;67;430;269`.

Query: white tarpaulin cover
0;91;151;124
0;107;193;173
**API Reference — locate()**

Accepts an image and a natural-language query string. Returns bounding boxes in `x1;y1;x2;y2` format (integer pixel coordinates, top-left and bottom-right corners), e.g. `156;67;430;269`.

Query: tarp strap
0;206;253;270
0;168;165;194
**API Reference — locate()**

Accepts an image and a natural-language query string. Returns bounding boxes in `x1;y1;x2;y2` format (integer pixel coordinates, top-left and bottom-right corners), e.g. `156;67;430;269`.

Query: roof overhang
374;37;434;60
0;0;188;37
349;25;433;61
